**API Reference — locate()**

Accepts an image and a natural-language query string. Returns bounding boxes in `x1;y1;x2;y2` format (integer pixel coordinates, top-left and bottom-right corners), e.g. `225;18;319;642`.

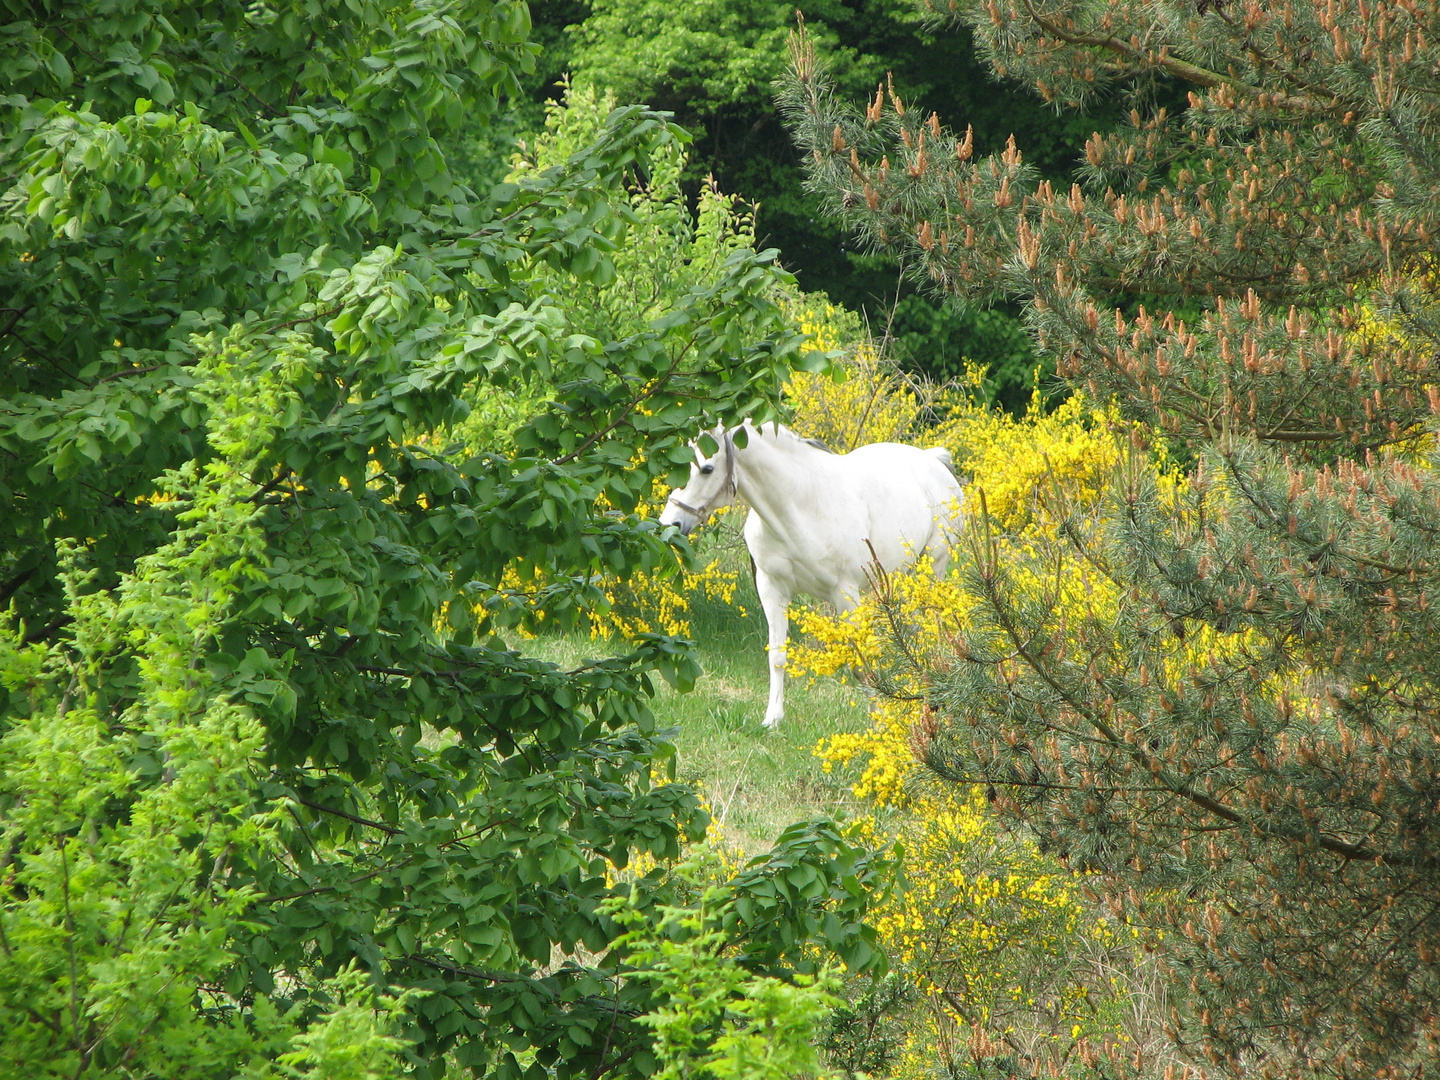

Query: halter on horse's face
658;428;738;535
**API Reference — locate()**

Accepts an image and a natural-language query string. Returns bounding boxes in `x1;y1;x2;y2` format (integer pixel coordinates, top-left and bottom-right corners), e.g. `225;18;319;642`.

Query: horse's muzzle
659;507;695;535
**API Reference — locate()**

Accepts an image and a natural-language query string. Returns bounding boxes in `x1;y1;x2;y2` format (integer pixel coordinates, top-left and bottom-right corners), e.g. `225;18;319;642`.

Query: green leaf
47;49;72;86
235;118;260;150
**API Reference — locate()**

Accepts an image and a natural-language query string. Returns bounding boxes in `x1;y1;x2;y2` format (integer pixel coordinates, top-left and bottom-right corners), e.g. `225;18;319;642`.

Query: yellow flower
782;343;1178;1079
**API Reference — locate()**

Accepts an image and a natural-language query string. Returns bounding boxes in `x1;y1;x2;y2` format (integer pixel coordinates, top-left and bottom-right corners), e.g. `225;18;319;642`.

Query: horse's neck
734;431;828;537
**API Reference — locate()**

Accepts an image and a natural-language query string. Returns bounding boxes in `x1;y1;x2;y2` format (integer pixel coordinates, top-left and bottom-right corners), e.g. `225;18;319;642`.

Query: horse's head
659;426;738;535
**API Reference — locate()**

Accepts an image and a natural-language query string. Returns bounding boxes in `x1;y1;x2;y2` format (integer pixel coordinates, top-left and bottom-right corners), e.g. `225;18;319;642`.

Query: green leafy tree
506;81;768;359
443;78;764;457
785;1;1440;1077
0;334;415;1077
544;0;1127;403
603;849;846;1080
1;2;880;1074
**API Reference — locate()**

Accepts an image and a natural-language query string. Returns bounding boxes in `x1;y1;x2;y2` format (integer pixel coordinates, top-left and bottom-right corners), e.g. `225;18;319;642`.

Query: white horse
658;421;963;728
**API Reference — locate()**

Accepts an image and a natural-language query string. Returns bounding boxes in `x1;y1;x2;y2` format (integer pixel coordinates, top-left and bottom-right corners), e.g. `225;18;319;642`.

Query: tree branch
1018;0;1331;114
290;793;401;835
551;334;698;467
970;545;1428;869
0;306;29;339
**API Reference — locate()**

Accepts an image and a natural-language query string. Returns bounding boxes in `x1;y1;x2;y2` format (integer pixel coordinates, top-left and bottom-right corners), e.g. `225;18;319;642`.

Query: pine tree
783;3;1440;1077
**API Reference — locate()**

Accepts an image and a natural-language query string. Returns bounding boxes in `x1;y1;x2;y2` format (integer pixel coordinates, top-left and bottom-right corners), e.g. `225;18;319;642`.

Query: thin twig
260;858;414;904
552;335;697;466
58;840;84;1057
0;305;29;338
265;305;344;334
91;363;171;384
291;794;402;835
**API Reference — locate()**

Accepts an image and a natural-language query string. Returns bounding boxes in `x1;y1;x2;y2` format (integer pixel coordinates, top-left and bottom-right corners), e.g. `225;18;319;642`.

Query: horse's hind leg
755;568;789;729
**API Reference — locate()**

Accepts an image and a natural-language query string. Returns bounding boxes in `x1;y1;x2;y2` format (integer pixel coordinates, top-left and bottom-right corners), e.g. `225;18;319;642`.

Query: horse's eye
700;464;715;475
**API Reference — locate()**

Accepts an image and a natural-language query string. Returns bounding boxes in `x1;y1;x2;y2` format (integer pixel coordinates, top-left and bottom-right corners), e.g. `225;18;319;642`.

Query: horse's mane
748;421;834;455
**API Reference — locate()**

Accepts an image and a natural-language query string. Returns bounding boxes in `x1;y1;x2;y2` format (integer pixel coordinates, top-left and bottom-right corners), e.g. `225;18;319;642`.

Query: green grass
526;540;874;855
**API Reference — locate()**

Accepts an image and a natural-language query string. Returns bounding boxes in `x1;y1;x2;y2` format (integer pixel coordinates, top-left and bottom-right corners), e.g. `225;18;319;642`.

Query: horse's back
835;442;962;568
842;441;961;505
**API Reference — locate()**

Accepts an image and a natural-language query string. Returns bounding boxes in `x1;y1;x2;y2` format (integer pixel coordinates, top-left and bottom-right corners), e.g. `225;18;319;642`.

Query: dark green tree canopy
528;0;1134;404
0;3;882;1075
786;1;1440;1076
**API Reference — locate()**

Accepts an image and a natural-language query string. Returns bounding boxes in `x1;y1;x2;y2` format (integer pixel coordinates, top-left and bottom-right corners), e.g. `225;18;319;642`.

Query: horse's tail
925;446;955;475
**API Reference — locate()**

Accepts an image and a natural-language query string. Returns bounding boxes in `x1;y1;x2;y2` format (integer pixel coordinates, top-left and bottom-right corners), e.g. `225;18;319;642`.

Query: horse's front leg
754;567;789;729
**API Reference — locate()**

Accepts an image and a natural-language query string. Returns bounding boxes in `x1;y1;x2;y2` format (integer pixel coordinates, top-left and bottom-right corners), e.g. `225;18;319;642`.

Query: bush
785;351;1179;1079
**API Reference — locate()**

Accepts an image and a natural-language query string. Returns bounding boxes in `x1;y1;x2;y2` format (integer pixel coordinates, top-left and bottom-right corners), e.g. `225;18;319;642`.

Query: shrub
786;350;1179;1079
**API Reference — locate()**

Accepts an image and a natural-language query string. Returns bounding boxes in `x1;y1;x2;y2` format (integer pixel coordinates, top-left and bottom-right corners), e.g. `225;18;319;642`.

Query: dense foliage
786;356;1168;1079
456;82;790;643
786;1;1440;1076
524;0;1115;405
0;2;885;1074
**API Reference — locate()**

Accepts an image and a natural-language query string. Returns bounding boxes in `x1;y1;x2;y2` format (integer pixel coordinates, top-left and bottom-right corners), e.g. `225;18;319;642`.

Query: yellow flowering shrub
931;380;1131;533
796;569;978;807
587;479;745;640
784;299;926;451
782;349;1181;1078
793;376;1134;802
460;485;744;642
856;787;1152;1079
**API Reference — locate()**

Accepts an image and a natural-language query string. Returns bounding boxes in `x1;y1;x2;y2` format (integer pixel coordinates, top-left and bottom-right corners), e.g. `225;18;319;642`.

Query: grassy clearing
525;535;874;855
